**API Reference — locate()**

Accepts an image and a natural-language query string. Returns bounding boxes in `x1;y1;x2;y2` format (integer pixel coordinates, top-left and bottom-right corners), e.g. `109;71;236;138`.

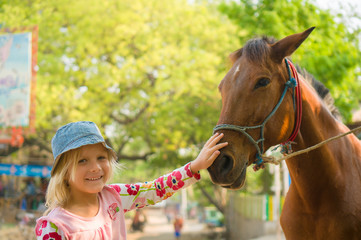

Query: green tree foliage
219;0;361;121
0;0;239;168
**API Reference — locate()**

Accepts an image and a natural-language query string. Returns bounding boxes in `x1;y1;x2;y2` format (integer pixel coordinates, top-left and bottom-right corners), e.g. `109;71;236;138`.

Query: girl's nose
90;161;101;172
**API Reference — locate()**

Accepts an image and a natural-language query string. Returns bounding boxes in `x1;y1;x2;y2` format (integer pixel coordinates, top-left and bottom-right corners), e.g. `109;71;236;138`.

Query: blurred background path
126;207;225;240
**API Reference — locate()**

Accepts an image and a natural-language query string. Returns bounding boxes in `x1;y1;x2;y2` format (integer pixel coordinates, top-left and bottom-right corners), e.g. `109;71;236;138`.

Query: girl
35;121;227;239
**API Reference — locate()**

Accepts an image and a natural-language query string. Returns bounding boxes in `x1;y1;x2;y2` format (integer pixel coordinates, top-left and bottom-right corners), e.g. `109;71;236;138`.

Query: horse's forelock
243;36;275;63
228;36;276;65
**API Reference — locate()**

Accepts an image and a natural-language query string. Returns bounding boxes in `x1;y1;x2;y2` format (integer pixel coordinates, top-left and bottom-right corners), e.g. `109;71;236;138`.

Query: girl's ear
64;168;72;186
64;173;69;187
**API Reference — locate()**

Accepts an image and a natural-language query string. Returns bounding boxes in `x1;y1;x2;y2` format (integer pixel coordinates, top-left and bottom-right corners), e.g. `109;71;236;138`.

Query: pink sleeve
108;162;200;212
35;219;66;240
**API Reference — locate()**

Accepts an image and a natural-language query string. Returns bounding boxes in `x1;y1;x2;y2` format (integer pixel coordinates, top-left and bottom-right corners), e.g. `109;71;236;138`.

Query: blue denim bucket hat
51;121;117;176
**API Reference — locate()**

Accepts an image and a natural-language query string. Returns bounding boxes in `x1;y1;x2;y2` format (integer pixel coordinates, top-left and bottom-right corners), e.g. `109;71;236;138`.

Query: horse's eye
254;78;270;90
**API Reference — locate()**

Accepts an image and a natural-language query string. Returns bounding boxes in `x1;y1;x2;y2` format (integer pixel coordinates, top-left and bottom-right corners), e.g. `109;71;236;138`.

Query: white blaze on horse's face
208;27;316;190
233;65;240;77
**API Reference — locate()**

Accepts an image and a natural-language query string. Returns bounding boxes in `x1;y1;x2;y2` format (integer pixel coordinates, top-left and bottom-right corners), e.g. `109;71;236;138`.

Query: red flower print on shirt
194;172;201;180
185;163;192;177
43;231;62;240
131;197;146;209
185;163;201;180
109;184;121;194
35;220;47;236
167;171;184;190
108;203;120;220
125;184;140;195
154;177;166;197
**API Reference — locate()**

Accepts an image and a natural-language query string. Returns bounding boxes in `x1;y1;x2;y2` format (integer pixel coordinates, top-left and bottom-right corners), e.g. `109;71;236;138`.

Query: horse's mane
237;36;342;120
295;66;342;120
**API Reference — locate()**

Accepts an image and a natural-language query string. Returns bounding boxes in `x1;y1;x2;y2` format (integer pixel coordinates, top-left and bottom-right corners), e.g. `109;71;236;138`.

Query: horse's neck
285;80;361;208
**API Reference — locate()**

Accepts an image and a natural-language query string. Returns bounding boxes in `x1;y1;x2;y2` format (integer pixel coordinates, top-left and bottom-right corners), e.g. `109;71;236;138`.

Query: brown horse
208;28;361;239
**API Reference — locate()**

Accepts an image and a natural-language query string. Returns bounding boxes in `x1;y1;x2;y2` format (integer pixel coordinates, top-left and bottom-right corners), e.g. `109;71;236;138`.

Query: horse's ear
229;48;243;66
271;27;315;64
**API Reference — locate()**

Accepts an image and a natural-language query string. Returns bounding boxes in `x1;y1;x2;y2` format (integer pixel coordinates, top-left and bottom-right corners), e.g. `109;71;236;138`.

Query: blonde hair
44;145;120;215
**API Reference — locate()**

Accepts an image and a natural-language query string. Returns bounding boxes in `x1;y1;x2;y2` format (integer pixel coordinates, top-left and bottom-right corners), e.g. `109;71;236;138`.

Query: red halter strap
283;59;302;144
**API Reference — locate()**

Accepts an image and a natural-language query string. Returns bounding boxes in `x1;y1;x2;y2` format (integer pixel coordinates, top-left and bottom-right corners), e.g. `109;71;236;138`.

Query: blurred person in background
173;215;183;240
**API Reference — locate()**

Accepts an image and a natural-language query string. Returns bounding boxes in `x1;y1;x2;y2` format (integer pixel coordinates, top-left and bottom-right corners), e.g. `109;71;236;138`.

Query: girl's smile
85;176;103;181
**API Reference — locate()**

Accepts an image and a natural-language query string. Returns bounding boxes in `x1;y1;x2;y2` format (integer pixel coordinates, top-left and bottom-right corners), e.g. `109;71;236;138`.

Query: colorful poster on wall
0;32;32;128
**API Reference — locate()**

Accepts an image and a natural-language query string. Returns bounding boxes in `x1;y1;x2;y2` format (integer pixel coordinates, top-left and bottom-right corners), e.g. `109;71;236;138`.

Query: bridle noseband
213;58;302;171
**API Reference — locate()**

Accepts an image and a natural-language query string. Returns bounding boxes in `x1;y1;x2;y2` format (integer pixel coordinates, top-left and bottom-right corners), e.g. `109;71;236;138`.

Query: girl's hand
190;133;228;173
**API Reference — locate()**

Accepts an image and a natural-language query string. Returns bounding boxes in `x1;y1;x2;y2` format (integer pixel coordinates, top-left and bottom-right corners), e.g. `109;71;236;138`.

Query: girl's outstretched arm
108;133;227;212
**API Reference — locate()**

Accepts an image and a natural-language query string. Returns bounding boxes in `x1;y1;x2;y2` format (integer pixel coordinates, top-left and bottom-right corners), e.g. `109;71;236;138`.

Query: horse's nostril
220;155;233;175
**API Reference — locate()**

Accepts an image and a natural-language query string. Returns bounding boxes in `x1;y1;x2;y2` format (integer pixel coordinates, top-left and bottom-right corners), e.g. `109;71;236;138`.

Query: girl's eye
78;159;87;164
254;78;270;90
98;156;107;161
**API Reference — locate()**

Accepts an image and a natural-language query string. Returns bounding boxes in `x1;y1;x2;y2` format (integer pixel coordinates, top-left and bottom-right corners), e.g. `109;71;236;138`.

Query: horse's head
208;27;315;189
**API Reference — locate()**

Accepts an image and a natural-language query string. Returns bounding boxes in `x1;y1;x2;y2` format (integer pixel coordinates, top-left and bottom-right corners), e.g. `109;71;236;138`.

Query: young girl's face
68;143;111;196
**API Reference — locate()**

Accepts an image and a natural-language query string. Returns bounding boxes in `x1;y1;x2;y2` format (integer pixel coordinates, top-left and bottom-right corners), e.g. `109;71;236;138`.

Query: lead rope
263;126;361;165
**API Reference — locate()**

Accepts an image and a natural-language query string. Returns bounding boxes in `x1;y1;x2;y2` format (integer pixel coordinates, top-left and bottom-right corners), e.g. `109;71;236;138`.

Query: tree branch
116;152;153;161
111;102;149;125
197;183;225;214
24;137;52;153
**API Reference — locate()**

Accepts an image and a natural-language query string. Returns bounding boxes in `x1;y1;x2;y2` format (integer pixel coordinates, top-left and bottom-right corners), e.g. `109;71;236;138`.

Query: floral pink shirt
35;163;200;240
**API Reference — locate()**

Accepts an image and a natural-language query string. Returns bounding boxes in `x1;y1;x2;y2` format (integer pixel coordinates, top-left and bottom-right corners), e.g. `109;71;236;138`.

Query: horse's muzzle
207;152;248;189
